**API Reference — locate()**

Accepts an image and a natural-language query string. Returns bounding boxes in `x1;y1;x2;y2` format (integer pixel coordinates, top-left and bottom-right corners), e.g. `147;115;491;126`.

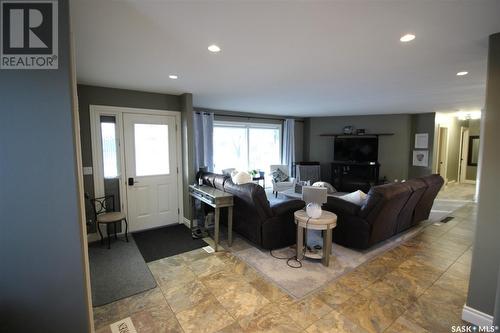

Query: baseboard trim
183;217;191;228
462;305;494;326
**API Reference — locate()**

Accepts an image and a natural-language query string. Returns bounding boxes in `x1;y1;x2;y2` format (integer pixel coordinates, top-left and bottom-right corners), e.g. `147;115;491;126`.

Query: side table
294;210;337;267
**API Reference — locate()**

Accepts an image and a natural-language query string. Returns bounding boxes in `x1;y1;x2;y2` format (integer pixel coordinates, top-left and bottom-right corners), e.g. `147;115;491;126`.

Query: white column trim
462;305;494;327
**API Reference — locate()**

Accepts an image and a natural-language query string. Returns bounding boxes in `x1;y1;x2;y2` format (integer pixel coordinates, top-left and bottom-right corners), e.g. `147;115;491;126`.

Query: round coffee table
294;210;337;267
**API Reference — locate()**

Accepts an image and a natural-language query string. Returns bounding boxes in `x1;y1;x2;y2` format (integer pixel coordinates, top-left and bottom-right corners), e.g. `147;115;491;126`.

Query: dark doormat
133;224;208;263
88;237;157;307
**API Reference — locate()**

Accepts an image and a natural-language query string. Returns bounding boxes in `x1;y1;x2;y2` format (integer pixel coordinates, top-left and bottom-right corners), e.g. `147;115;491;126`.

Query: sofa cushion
339;190;367;205
232;171;252;185
223;179;273;219
312;181;336;194
413;174;444;223
396;178;427;232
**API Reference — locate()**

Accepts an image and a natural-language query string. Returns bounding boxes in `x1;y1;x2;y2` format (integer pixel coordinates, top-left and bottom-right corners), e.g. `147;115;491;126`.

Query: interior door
437;127;448;181
123;113;179;231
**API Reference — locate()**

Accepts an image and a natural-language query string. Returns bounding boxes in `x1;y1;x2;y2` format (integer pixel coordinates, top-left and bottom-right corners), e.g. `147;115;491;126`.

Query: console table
188;185;234;252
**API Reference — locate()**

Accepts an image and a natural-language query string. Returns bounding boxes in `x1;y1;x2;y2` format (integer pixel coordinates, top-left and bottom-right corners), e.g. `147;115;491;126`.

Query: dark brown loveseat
323;174;444;249
199;172;305;249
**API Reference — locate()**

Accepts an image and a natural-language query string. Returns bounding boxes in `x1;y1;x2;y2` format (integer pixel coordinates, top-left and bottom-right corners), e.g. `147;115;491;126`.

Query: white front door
123;113;179;231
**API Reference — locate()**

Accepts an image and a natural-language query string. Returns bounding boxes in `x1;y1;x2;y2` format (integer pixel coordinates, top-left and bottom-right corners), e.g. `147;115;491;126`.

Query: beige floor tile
278;295;332;329
201;268;250;296
338;293;406;333
93;287;167;329
162;278;213;313
215;321;245;333
187;255;228;278
360;278;417;307
402;295;465;333
130;304;183;333
335;267;377;292
423;284;467;309
305;309;369;333
238;302;302;333
315;280;357;308
176;296;235;333
215;280;270;320
248;276;289;302
385;316;430;333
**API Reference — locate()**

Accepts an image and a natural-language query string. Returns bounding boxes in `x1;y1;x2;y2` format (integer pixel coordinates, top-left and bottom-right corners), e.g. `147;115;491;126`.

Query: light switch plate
83;166;93;175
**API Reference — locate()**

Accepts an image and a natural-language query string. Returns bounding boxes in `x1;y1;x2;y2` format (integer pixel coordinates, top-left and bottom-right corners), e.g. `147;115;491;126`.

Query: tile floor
93;184;477;333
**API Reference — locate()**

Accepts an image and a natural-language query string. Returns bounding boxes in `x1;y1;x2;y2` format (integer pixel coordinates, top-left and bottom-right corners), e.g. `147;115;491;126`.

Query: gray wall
408;113;436;178
304;114;413;182
76;85;189;227
0;1;90;331
467;32;500;318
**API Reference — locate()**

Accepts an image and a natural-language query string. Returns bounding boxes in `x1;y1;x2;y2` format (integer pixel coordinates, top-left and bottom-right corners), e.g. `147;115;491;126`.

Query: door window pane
134;124;169;176
100;121;119;179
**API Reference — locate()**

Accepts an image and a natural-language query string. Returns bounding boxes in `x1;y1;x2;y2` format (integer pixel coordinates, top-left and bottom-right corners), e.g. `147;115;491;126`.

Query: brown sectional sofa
199;172;305;249
324;174;444;249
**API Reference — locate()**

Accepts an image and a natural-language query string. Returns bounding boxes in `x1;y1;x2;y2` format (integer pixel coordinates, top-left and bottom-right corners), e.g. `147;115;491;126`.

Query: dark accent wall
76;84;187;228
408;113;436;178
304;114;413;182
304;113;436;183
0;1;90;331
467;32;500;318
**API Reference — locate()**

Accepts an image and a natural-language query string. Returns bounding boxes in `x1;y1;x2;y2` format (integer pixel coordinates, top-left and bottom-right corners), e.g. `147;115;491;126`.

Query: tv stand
330;161;380;193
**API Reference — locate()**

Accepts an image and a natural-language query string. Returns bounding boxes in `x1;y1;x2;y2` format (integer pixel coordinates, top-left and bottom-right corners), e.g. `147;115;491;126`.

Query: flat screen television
334;137;378;162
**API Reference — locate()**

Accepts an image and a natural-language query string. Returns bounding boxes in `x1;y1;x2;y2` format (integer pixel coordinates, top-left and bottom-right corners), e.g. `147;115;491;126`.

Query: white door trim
88;105;184;239
459;127;477;184
436;125;449;183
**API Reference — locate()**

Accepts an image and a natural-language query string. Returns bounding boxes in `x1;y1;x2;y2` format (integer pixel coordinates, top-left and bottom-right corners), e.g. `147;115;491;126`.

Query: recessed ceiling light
208;44;221;53
400;34;416;42
169;74;178;79
456;71;468;76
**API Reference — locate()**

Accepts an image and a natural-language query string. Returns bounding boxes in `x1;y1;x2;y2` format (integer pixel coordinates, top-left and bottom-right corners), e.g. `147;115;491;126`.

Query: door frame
458;127;477;184
435;125;449;183
89;105;184;238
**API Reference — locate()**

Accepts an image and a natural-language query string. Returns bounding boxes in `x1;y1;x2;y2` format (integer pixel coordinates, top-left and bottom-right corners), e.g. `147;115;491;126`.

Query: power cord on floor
270;217;311;269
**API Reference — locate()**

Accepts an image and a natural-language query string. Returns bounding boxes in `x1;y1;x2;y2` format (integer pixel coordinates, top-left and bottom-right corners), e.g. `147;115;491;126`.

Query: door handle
128;177;139;186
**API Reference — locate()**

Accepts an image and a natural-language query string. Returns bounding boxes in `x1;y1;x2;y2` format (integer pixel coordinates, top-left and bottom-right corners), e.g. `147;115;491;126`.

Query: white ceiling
71;0;500;117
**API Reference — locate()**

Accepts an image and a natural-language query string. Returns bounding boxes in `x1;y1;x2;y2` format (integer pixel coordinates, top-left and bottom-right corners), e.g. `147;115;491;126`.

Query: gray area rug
229;197;469;299
88;237;156;307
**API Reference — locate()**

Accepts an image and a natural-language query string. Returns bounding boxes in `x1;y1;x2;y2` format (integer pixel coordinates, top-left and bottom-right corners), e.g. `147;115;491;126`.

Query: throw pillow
271;168;289;183
232;171;252;185
312;181;337;194
340;190;367;205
